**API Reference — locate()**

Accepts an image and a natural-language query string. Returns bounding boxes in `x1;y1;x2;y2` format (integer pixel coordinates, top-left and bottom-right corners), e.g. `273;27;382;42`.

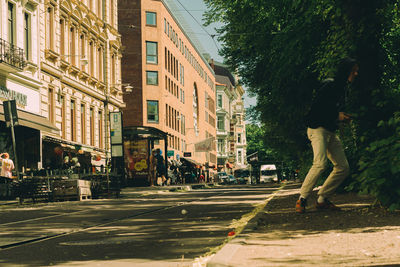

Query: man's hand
338;112;352;122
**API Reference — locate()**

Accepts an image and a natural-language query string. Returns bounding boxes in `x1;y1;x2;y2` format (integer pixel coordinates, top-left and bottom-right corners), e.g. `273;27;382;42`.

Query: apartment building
39;0;124;171
0;0;59;173
119;0;217;172
212;61;247;173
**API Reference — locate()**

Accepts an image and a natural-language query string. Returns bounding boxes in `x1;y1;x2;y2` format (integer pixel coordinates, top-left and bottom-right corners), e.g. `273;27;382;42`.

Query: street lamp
103;83;132;196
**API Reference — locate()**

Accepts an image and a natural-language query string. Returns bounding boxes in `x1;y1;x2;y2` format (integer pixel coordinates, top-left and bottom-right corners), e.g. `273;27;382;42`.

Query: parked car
217;172;229;184
227;175;238;184
234;168;251;184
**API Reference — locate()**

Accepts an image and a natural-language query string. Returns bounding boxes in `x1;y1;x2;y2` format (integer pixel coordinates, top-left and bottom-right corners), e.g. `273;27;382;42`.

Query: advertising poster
124;139;149;180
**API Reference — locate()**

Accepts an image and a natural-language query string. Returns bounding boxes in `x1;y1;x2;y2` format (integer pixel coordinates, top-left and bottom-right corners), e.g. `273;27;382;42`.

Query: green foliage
348;112;400;211
204;0;400;209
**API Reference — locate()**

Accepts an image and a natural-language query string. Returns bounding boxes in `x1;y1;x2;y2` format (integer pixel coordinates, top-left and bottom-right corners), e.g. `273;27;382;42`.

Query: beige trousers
300;127;350;199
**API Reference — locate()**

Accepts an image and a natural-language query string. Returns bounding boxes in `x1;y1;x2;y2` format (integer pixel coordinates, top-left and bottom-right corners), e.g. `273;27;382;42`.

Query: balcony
0;38;26;73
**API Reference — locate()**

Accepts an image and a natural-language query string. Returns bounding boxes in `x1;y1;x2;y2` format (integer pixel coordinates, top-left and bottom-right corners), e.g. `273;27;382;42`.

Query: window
217;94;222;108
164;18;167;32
146;71;158;85
167;22;169;36
8;2;15;45
146;12;156;26
24;13;30;60
218;139;225;153
238;150;242;164
48;88;54;123
71;100;76;141
97;46;103;81
147;101;159;123
60;19;65;56
237;133;242;144
81;104;86;144
89;41;94;76
164;47;167;69
80;34;86;70
110;0;115;27
146;41;158;64
111;54;116;84
70;26;76;65
97;0;102;17
217;115;224;131
181;65;184;85
181;115;185;135
61;95;66;139
90;107;94;146
46;6;55;50
98;111;103;148
165;104;168;126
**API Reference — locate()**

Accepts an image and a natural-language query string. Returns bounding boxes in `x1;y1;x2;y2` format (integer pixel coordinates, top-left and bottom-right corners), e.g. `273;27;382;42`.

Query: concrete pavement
206;182;400;267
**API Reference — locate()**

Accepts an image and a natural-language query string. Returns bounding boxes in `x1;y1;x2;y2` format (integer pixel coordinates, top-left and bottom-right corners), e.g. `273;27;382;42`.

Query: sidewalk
207;182;400;267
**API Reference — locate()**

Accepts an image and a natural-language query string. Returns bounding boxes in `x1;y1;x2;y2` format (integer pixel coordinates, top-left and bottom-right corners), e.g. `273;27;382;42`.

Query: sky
164;0;257;110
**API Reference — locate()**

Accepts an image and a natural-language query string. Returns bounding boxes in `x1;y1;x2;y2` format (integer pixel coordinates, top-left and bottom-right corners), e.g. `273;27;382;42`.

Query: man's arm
338;112;352;122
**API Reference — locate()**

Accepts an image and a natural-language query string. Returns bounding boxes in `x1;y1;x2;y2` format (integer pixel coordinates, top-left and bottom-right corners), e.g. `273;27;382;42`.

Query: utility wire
174;0;221;51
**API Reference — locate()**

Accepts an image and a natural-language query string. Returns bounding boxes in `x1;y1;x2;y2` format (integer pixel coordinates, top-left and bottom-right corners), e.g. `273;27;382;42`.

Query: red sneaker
316;199;341;211
295;198;307;213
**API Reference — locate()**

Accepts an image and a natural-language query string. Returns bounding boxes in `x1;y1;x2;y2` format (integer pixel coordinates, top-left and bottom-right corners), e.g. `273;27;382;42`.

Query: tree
204;0;400;209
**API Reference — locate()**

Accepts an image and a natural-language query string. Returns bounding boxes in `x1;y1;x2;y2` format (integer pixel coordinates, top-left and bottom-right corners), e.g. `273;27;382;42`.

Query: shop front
0;104;59;176
41;136;94;175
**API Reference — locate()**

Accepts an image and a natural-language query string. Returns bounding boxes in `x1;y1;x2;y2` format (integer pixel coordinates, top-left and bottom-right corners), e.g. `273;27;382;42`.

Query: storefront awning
180;157;201;167
123;126;168;140
0;105;59;134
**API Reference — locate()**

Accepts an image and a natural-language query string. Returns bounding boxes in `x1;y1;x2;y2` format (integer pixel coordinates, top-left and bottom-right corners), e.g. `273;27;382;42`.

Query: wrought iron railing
0;38;26;70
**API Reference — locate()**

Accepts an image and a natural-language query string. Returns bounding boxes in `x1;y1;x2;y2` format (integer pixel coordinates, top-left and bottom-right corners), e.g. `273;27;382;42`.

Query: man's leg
318;134;350;199
299;127;328;199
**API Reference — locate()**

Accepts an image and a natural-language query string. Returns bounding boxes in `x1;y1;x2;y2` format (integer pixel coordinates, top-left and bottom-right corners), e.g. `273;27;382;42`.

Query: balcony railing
0;38;26;72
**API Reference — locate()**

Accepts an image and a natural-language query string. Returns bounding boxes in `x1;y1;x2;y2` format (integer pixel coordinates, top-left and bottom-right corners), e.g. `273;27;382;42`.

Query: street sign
247;151;258;163
167;150;174;157
110;112;123;144
183;152;191;157
3;100;19;127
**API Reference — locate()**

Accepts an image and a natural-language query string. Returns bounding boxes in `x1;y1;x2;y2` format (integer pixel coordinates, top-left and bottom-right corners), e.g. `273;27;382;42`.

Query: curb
206;183;288;267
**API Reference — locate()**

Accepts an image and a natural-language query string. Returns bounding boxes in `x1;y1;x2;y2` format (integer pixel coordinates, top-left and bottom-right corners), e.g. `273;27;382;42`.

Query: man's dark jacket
304;78;345;132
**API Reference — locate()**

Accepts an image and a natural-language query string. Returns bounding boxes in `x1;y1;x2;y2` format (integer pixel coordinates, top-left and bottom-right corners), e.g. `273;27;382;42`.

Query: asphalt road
0;184;280;267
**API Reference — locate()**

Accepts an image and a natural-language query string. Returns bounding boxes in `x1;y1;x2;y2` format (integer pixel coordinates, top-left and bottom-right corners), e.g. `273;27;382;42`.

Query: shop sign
0;85;27;108
194;137;214;152
183;152;191;157
167;150;174;157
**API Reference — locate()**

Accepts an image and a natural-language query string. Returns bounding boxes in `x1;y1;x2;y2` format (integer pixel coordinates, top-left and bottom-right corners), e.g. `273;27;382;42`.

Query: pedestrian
149;149;157;186
155;149;166;185
0;153;15;178
296;57;359;213
199;173;205;183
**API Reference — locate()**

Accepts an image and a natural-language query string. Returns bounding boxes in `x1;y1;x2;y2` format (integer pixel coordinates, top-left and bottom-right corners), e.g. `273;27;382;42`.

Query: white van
260;164;278;183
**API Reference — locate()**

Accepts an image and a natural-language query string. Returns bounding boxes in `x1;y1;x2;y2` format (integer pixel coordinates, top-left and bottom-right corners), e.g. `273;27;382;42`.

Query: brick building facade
119;0;217;166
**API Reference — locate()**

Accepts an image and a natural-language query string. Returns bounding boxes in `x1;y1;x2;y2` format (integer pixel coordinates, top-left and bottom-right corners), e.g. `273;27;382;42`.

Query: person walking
296;58;359;213
0;153;15;178
155;149;166;186
149;149;158;186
